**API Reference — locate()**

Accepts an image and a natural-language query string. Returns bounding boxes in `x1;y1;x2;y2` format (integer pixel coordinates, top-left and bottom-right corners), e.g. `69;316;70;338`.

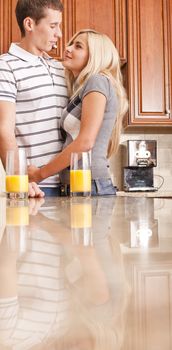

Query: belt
59;184;70;196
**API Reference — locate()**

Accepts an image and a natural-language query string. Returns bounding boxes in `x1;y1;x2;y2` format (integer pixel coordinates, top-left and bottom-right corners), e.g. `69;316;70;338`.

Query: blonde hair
65;29;128;157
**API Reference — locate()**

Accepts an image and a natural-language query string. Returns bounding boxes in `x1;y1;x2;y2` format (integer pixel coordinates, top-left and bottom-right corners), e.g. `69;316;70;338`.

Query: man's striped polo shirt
0;43;68;187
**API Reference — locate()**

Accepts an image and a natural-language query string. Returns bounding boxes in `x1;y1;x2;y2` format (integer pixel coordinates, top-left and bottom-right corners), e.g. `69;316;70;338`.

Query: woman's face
63;33;89;77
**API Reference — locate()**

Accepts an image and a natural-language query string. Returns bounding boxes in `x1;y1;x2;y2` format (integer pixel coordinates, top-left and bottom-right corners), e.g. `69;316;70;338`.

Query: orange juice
6;206;29;226
71;202;92;228
70;170;91;193
6;175;28;193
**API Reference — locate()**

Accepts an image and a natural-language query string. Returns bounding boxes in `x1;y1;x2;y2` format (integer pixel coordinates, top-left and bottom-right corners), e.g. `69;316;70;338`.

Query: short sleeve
80;74;111;101
0;59;17;103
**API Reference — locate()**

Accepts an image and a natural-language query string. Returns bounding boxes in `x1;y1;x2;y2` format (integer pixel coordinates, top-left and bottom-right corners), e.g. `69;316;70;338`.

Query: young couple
0;0;128;197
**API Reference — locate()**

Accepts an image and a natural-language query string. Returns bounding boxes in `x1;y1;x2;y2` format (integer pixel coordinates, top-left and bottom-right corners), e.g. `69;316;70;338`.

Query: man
0;0;68;197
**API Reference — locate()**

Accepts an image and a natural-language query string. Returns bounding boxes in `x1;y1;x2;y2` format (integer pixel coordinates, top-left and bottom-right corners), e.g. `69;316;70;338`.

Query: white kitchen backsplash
110;129;172;192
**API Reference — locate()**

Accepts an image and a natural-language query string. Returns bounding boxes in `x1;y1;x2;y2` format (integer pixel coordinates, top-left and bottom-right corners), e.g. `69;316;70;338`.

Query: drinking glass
6;149;29;200
0;197;6;241
70;198;93;246
70;151;91;197
6;199;29;254
6;200;29;226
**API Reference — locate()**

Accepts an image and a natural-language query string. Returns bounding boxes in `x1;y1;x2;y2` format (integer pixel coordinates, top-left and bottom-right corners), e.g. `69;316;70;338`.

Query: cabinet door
0;0;21;54
124;259;172;350
127;0;172;125
0;0;127;63
67;0;127;64
132;262;172;350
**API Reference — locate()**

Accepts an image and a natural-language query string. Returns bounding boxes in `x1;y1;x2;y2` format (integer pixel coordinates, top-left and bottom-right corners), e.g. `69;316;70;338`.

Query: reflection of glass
6;200;29;254
130;221;154;248
124;198;159;248
6;203;29;226
70;199;92;246
70;151;91;197
6;149;28;200
0;197;6;242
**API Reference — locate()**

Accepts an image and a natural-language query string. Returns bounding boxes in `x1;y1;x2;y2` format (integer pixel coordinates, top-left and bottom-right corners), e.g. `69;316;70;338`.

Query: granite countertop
116;190;172;198
0;195;172;349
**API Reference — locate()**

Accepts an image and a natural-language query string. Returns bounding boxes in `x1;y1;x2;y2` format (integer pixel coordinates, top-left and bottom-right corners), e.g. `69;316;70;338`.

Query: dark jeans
40;186;61;197
41;178;117;197
91;178;117;196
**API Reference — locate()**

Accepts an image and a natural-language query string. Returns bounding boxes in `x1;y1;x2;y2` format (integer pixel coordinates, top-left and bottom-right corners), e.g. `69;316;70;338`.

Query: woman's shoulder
85;73;111;86
80;74;113;99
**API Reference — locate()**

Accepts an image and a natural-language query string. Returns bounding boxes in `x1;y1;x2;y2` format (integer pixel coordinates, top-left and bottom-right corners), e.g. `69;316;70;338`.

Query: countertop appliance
123;140;157;192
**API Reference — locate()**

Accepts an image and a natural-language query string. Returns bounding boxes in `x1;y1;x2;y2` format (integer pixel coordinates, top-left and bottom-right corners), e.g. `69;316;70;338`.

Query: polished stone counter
0;195;172;350
117;190;172;197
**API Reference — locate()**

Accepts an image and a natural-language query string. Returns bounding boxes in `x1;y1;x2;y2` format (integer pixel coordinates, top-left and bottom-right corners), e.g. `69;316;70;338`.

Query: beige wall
110;128;172;191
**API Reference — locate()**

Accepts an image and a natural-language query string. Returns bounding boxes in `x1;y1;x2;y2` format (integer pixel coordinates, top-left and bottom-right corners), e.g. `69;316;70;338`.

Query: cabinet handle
165;109;171;114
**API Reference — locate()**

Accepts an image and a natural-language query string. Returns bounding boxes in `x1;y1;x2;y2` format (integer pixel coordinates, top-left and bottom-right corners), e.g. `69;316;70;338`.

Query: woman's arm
28;91;106;182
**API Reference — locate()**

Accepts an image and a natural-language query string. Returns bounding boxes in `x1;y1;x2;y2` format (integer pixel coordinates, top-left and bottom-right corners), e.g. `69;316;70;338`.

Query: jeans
91;178;117;196
41;178;117;197
40;186;61;197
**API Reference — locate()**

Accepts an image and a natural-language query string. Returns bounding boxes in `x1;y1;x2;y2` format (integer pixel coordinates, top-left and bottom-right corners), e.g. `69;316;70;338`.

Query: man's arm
0;101;18;169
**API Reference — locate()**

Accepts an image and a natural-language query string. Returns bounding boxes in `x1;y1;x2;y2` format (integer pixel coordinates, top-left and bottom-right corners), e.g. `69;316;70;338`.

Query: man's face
31;8;62;55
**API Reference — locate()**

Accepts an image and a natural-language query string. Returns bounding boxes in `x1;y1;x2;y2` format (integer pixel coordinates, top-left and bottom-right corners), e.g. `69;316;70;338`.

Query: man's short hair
15;0;63;37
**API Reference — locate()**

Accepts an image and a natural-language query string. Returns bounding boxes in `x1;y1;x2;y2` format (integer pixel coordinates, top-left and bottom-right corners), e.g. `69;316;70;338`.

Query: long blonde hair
65;29;128;157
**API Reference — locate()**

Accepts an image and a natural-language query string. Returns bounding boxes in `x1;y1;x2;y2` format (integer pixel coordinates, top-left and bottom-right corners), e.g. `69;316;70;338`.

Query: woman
28;29;128;195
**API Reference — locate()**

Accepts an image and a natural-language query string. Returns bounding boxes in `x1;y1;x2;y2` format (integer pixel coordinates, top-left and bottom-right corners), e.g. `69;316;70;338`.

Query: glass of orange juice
70;151;91;197
6;200;29;254
6;149;29;200
70;199;93;246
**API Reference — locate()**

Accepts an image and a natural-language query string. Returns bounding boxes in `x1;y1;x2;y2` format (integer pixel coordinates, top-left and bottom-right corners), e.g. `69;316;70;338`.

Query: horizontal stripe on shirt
0;44;68;187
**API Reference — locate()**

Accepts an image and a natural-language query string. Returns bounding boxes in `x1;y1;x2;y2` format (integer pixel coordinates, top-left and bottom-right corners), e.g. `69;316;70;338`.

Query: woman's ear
23;17;34;33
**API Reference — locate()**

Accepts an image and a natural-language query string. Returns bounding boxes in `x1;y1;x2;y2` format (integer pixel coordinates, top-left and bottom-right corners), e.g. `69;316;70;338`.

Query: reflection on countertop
0;194;172;350
117;190;172;198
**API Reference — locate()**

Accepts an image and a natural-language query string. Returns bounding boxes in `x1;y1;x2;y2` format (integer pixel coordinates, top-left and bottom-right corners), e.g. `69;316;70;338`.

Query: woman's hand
28;182;45;198
28;165;42;182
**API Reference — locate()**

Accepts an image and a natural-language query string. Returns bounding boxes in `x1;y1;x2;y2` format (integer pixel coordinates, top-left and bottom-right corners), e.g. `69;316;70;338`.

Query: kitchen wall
110;128;172;192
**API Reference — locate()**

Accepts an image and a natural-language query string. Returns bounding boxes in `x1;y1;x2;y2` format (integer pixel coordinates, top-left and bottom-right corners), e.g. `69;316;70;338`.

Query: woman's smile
62;33;89;76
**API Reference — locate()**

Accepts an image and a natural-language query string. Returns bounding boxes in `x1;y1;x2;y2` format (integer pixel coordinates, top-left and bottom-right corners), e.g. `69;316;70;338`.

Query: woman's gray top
60;74;118;183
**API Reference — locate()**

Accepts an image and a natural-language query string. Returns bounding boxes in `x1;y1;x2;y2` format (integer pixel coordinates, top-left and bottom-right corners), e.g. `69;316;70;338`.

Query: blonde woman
28;29;128;195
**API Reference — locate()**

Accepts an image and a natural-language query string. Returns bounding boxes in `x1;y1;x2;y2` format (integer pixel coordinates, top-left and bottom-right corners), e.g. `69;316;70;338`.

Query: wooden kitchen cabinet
124;255;172;350
127;0;172;125
68;0;127;64
0;0;21;54
0;0;127;63
1;1;172;127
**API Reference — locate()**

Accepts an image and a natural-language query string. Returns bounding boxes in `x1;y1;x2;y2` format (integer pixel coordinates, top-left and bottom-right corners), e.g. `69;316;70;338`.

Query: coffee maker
123;140;157;192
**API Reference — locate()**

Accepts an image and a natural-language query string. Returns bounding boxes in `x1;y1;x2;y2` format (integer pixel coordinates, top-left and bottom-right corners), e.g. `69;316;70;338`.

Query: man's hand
28;182;45;198
29;197;45;216
28;165;42;182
